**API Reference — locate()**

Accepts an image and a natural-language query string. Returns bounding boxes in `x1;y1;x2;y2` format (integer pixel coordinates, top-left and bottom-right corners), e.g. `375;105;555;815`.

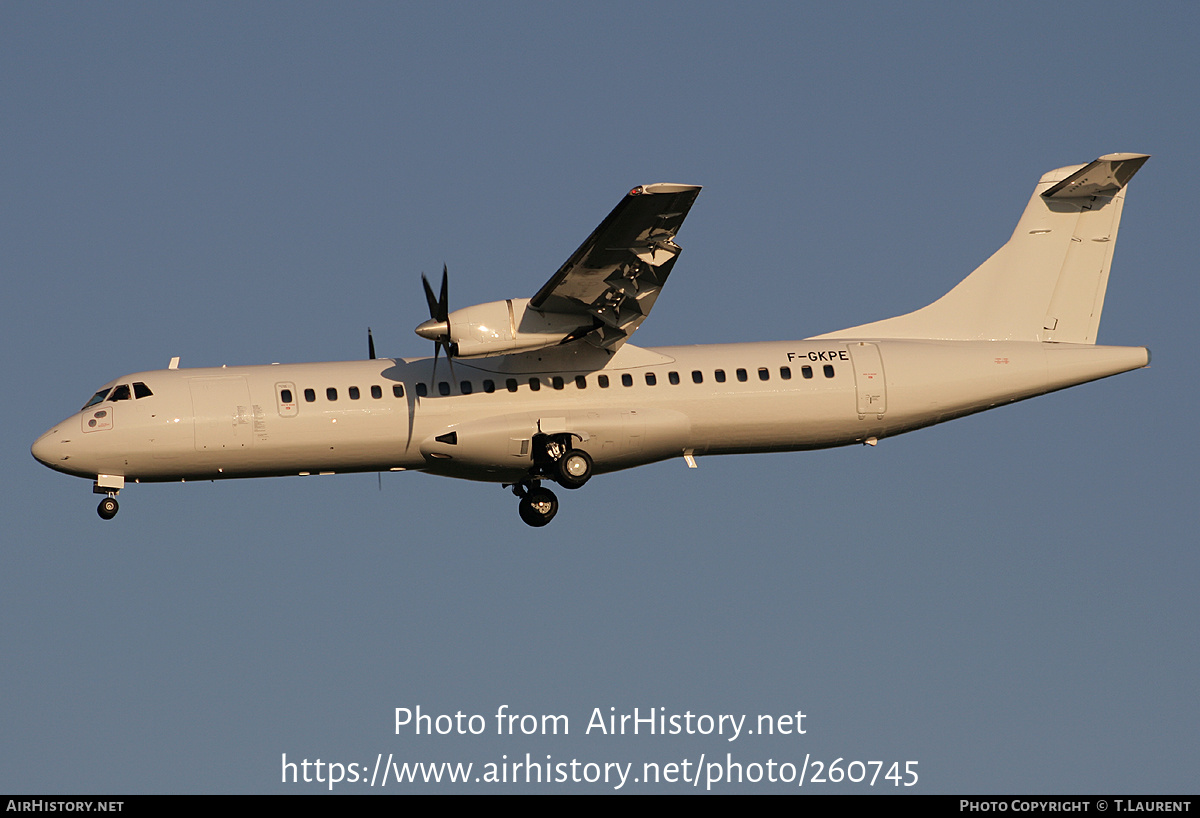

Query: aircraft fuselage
32;338;1148;488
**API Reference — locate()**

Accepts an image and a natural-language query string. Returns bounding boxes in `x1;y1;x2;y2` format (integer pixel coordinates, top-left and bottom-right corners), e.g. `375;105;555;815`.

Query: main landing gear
509;435;595;527
513;481;558;527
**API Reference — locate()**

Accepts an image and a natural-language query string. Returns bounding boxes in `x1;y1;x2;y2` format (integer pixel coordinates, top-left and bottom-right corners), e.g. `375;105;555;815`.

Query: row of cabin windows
279;384;407;404
282;365;836;404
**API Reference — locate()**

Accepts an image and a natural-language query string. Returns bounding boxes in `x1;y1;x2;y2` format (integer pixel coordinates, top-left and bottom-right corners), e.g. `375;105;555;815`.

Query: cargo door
190;377;254;452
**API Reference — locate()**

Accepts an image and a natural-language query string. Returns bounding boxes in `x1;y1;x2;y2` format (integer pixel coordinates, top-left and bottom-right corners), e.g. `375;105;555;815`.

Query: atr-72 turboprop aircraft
33;153;1150;526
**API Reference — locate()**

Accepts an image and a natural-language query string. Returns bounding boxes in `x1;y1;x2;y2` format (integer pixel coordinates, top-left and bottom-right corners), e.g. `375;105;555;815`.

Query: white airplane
32;153;1150;527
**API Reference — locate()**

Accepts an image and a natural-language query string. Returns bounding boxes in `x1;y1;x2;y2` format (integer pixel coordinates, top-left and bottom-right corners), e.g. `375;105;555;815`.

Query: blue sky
3;2;1197;793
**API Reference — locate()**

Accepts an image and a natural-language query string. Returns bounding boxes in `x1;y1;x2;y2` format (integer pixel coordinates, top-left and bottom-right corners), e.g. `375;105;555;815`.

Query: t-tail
814;153;1149;343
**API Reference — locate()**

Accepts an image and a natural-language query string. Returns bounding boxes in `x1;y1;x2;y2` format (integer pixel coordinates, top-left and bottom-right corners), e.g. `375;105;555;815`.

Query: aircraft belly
687;388;857;455
205;412;418;478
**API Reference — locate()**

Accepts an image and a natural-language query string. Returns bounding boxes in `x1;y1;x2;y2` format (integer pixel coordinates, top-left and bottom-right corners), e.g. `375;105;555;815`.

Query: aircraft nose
31;427;64;468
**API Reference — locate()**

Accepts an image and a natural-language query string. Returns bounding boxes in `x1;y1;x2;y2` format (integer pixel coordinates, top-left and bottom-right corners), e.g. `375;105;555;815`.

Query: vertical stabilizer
813;153;1148;344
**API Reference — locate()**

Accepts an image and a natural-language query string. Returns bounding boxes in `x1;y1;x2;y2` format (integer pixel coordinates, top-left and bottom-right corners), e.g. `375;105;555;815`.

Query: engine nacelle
416;298;584;358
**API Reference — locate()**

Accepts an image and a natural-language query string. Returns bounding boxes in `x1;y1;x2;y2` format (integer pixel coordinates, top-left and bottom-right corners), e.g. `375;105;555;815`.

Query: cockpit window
109;384;132;401
82;389;110;410
133;382;153;399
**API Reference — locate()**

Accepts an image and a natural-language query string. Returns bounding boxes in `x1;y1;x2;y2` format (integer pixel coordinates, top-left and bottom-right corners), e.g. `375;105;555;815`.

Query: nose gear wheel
97;496;119;520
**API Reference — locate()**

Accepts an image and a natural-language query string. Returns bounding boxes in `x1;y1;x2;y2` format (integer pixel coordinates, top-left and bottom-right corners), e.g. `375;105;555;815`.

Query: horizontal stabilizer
1042;153;1149;199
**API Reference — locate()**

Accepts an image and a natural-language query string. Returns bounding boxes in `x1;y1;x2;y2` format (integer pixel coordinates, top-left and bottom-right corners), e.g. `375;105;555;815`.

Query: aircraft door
847;342;887;418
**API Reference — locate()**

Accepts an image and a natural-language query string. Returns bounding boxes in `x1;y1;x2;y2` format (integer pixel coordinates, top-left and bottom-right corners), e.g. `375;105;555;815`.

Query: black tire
555;449;593;490
518;486;558;527
97;497;119;520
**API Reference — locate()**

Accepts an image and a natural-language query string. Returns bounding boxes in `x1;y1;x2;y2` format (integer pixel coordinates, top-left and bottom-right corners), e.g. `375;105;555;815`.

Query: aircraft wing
530;183;702;352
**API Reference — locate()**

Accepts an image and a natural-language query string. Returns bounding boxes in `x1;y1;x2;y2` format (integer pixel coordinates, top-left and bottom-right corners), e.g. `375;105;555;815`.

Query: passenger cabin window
326;387;338;401
506;379;518;393
349;386;360;400
551;376;564;390
621;373;633;387
715;369;726;383
304;388;317;402
371;385;383;399
758;367;770;381
645;372;657;386
460;381;472;395
109;384;131;401
438;382;450;396
598;375;609;388
736;369;748;383
483;380;495;393
280;389;294;403
824;364;835;378
692;370;703;384
669;371;680;385
801;366;813;379
528;378;541;391
575;376;587;389
133;382;153;398
392;384;405;398
416;383;428;397
780;366;792;380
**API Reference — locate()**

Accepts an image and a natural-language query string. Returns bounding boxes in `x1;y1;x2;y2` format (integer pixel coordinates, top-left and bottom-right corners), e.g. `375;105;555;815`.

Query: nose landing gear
97;495;119;520
92;476;124;520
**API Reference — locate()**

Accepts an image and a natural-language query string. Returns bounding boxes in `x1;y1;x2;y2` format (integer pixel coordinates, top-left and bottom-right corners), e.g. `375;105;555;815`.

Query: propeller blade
422;274;439;319
437;264;449;322
367;327;376;360
430;339;442;385
419;265;455;386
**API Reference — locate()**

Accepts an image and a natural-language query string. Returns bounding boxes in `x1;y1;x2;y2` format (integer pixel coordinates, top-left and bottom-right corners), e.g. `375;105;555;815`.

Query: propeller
367;327;376;360
415;264;456;382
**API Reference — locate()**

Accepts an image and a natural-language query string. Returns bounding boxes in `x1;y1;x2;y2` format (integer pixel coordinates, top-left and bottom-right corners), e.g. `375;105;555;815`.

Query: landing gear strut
97;495;119;520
